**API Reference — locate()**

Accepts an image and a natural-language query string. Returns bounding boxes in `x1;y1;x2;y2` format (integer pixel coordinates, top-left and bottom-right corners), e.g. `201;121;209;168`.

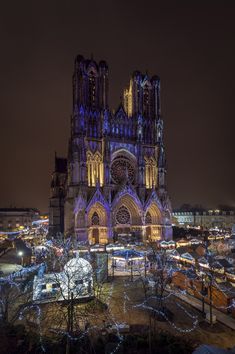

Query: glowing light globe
64;257;92;278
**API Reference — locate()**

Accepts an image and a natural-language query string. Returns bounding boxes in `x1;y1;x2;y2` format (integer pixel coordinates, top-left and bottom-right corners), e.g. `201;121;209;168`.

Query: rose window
111;157;135;184
116;206;131;224
91;212;100;225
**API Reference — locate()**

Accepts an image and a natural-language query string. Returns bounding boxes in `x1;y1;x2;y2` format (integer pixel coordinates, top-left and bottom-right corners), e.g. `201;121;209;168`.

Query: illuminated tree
132;243;199;346
31;237;111;354
0;266;38;324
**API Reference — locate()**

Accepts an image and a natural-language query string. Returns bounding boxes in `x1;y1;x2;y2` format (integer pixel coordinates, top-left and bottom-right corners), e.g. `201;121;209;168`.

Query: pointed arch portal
144;202;162;241
112;193;143;241
87;202;108;244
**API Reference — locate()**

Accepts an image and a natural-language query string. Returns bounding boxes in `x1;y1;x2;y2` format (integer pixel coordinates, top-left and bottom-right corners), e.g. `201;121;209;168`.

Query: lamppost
18;251;24;266
144;251;147;278
200;273;207;318
112;252;115;280
130;259;133;282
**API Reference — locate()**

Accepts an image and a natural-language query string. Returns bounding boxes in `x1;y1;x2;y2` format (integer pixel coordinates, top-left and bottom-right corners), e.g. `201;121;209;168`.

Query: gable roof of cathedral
144;189;163;212
111;182;143;210
114;103;127;119
86;186;110;213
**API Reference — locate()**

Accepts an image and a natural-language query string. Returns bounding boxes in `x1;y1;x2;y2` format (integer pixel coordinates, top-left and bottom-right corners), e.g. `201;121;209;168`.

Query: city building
49;155;67;236
173;209;235;230
0;208;40;231
49;55;172;243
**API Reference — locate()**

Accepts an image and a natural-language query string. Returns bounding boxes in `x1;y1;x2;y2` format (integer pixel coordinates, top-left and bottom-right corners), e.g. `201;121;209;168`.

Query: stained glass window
116;206;131;224
111;157;135;184
91;212;99;225
145;211;152;224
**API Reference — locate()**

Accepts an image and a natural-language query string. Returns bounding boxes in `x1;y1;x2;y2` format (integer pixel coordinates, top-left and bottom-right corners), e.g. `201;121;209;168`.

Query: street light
18;251;24;266
200;273;207;318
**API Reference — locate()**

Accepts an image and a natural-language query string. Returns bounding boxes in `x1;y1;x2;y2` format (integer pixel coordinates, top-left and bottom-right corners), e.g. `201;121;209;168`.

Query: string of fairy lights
121;266;200;334
2;236;235;352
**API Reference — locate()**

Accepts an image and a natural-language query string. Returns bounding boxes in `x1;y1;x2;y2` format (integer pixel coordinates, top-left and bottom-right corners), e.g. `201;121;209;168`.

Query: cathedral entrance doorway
87;202;108;244
145;203;162;241
112;194;142;242
92;228;99;244
146;226;151;240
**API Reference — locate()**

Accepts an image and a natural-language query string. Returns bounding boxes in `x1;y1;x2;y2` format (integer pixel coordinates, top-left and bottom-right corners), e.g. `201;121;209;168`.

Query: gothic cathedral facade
49;55;172;243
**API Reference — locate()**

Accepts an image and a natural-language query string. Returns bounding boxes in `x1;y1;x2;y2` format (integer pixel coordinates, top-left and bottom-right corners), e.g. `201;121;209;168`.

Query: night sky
1;1;235;212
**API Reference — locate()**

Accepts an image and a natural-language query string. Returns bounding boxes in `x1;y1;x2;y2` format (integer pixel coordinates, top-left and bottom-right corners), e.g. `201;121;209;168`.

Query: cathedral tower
49;55;172;243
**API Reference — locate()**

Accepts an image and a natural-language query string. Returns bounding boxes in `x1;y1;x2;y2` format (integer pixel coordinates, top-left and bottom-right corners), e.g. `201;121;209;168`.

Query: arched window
87;151;104;187
145;211;152;224
91;212;100;225
111;155;135;185
88;71;96;108
145;157;157;189
143;85;149;116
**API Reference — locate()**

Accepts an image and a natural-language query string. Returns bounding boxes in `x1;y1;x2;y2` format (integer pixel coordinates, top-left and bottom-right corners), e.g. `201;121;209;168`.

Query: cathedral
49;55;172;243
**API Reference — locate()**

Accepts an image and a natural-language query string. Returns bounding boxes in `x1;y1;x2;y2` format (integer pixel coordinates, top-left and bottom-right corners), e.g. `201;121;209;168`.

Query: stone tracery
111;157;135;184
145;211;152;224
91;211;99;225
116;206;131;225
145;157;157;189
87;151;104;187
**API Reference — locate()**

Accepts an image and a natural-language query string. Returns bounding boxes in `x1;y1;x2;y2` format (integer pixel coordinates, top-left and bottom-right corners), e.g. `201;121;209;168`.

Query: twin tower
49;55;172;243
